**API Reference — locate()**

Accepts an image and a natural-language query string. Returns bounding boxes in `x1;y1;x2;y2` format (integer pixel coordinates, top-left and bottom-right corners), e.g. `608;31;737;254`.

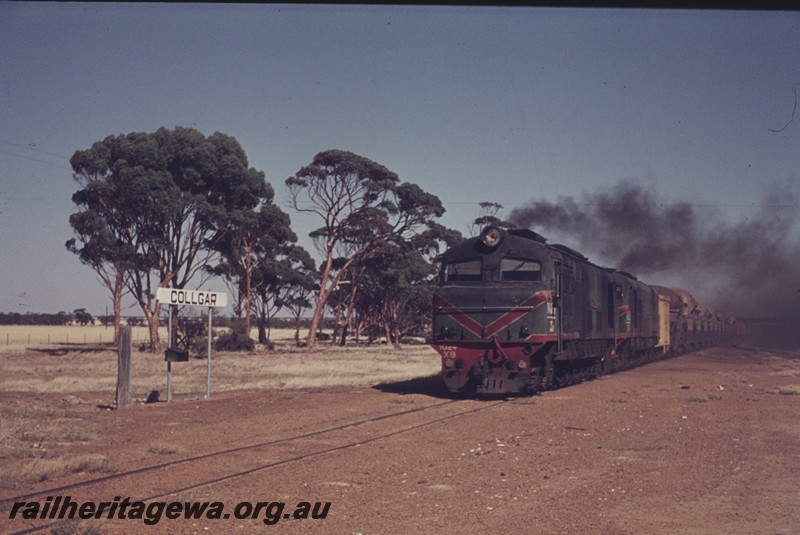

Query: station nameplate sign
156;288;228;308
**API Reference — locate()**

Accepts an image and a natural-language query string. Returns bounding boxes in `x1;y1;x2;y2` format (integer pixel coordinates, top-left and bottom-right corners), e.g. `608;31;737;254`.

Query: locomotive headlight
444;357;456;368
517;360;527;369
481;226;503;248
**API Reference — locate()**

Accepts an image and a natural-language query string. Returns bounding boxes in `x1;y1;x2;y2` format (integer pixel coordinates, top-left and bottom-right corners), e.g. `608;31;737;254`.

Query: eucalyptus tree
344;223;462;347
286;150;450;348
280;247;319;343
69;127;270;350
212;201;296;337
351;242;432;347
66;211;129;343
250;244;317;344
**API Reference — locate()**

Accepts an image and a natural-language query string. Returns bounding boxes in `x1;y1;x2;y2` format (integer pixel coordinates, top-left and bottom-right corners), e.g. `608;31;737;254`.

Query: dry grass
0;405;87;451
772;368;800;378
684;394;723;403
50;522;102;535
148;442;180;455
769;359;800;391
0;325;301;348
0;336;439;396
0;324;167;347
685;396;709;403
0;401;108;490
772;385;800;396
19;454;110;484
0;332;440;491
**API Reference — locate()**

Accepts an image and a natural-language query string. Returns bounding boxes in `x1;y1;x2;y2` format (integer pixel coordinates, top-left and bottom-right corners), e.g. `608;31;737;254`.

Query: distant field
0;324;438;397
0;339;440;396
0;325;301;347
0;325;162;346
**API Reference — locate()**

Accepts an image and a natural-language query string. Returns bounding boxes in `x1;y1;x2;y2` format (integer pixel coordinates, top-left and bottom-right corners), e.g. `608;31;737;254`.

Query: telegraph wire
0;138;70;160
0;149;72;171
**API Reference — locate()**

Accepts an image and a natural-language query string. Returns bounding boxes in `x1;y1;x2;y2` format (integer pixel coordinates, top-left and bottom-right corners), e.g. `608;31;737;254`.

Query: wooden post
167;360;172;402
116;326;132;409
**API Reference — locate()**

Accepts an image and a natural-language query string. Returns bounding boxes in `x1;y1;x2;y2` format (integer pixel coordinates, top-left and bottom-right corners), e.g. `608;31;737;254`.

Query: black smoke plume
509;179;800;344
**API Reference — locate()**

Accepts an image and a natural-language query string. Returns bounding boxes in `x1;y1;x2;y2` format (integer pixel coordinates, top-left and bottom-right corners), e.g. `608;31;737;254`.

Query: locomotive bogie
431;226;736;396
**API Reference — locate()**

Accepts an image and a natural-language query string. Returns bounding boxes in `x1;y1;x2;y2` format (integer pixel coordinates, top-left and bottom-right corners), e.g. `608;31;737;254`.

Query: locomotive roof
439;226;734;323
440;228;543;261
547;243;588;261
508;228;548;242
443;226;647;275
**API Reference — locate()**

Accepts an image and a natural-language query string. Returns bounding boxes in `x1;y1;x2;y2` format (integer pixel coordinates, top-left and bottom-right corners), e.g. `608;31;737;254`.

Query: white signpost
156;288;228;308
156;288;228;401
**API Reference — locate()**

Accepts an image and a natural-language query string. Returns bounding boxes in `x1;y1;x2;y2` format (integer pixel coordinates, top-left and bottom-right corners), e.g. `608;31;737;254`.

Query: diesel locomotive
430;226;736;395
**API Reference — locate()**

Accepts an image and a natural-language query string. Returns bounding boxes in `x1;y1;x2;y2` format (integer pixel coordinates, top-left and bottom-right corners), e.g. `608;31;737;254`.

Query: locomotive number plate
438;345;457;358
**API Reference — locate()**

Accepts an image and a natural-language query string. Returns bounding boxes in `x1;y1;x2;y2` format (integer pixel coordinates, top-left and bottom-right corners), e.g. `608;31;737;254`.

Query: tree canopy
211;201;297;338
286;149;456;348
69;138;466;350
69;127;271;350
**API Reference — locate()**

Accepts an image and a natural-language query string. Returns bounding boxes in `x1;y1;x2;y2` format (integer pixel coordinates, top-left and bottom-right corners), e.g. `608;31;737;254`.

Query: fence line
1;326;168;346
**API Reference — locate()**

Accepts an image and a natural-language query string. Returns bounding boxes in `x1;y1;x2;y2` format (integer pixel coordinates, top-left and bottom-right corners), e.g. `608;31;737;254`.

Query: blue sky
1;4;798;316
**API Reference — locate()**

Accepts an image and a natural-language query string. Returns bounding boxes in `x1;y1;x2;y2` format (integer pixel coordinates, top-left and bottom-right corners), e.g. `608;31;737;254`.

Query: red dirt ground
2;345;799;534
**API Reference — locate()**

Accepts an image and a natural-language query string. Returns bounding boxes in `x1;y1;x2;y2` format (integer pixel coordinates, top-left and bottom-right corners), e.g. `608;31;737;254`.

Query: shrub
190;335;209;355
214;320;254;352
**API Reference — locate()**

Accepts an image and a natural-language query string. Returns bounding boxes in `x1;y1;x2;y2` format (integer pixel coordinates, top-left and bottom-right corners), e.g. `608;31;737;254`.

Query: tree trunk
112;267;124;345
294;314;302;343
244;264;252;339
331;297;344;345
144;307;161;352
355;317;364;342
306;301;324;348
383;319;392;348
392;325;402;350
306;248;357;348
339;279;360;346
306;251;335;348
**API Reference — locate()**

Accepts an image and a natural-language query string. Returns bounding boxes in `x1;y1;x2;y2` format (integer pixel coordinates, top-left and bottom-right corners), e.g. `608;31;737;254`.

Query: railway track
1;397;507;534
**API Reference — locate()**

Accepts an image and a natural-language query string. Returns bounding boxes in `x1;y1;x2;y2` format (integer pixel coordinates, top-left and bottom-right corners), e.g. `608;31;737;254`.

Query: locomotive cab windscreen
442;258;482;283
438;227;547;285
500;258;542;282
